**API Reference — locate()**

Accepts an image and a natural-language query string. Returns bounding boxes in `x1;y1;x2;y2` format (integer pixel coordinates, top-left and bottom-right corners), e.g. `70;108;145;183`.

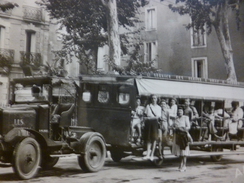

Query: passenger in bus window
214;108;230;128
183;99;193;121
202;105;224;141
230;101;243;124
131;98;145;144
190;100;199;122
31;85;46;101
158;99;170;159
143;94;161;161
172;107;191;172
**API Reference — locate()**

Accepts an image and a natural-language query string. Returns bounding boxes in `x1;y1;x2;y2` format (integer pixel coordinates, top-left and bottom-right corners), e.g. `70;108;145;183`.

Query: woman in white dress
172;107;191;172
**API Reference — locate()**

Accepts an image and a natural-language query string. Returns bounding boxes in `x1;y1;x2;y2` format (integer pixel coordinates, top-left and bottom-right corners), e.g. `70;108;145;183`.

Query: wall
140;0;244;81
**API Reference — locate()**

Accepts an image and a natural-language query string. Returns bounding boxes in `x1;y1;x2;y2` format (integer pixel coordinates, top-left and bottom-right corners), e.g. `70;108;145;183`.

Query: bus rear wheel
12;137;41;180
78;133;106;172
110;148;124;162
40;154;59;170
210;146;223;162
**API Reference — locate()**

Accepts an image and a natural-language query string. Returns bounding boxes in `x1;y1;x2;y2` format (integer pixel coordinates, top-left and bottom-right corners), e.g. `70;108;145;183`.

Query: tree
40;0;148;73
0;2;18;12
101;0;121;66
0;2;18;74
163;0;242;82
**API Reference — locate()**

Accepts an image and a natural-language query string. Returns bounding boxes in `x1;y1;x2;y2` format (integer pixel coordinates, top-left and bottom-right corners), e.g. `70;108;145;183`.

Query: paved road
1;149;244;183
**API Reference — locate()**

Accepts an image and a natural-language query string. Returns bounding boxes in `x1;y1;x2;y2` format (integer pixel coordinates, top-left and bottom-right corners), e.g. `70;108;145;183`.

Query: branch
0;2;18;12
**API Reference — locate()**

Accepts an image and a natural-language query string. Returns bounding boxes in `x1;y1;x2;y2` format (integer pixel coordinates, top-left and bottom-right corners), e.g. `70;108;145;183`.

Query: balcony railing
0;48;14;63
23;5;42;22
20;51;42;68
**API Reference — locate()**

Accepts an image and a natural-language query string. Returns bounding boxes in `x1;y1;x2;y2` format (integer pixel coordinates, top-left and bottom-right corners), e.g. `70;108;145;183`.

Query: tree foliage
162;0;243;81
40;0;149;74
0;2;18;12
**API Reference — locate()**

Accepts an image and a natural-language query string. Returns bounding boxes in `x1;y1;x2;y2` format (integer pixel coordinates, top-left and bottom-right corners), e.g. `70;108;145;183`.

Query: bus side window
82;91;91;103
98;91;109;103
118;93;130;105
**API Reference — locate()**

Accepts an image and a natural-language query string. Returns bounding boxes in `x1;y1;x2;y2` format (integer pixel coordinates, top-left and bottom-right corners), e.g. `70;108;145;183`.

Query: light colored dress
172;115;191;156
169;104;177;126
131;106;145;127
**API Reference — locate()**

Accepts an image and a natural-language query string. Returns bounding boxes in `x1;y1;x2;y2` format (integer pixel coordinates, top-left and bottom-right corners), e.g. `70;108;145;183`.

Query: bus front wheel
12;137;41;180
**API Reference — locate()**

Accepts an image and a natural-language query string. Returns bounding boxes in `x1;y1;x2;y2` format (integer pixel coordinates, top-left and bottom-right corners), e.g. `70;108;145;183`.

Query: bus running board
163;150;244;158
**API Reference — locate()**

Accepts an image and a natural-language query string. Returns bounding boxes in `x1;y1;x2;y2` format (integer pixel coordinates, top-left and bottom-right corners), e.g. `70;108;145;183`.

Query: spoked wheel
78;133;106;172
12;137;41;180
40;154;59;170
210;146;223;162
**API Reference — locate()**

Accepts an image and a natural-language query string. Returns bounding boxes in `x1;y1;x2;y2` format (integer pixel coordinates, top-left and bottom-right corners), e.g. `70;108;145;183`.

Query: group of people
202;101;244;141
130;95;244;172
131;95;193;172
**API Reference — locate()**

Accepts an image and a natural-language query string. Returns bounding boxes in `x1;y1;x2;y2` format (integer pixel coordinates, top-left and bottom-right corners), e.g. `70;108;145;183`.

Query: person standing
228;101;244;139
172;108;191;172
158;99;170;159
168;98;178;135
143;94;161;161
131;98;145;143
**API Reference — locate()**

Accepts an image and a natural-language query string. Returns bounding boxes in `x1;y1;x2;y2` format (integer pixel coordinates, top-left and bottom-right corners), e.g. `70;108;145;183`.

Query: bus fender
4;128;29;144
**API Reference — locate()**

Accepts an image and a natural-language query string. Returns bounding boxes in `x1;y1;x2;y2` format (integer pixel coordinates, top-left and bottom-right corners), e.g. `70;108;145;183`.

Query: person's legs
158;130;163;159
150;140;157;160
179;156;183;169
183;156;187;168
136;123;142;142
143;142;151;159
179;156;187;171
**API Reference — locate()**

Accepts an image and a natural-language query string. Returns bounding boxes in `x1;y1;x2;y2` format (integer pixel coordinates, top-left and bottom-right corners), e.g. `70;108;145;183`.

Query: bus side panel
77;107;131;147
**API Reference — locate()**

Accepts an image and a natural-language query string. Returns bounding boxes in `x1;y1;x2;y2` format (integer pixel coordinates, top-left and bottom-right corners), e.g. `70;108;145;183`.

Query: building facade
139;0;244;81
0;0;79;105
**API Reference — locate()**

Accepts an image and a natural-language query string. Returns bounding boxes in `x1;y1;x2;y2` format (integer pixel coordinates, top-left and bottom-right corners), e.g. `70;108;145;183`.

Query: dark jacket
175;128;189;150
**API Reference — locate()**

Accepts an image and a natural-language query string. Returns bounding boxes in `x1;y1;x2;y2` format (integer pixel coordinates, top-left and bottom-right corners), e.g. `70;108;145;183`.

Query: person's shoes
158;155;163;160
149;156;154;161
143;156;150;160
179;166;186;172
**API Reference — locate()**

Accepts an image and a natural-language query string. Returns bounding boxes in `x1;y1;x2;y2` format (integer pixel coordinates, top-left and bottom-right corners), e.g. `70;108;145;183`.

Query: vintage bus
77;74;244;163
1;74;244;179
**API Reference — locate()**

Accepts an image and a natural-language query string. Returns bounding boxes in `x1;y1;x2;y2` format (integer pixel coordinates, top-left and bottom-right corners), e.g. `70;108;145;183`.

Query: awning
135;78;244;101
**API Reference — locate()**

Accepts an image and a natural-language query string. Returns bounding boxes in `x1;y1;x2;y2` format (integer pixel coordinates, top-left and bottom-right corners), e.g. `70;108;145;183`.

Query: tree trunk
214;1;237;82
102;0;121;69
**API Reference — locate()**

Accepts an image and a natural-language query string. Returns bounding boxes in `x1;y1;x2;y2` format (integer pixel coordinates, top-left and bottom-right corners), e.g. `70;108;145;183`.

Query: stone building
139;0;244;81
0;0;79;105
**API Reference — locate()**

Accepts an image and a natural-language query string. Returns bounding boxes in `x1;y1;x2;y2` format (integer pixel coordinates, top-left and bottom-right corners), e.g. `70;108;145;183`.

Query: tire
210;146;223;162
151;157;164;167
151;142;164;167
78;133;106;172
12;137;41;180
40;155;59;170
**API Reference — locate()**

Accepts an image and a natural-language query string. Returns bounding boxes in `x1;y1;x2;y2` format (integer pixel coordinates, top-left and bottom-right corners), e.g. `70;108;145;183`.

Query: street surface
1;148;244;183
